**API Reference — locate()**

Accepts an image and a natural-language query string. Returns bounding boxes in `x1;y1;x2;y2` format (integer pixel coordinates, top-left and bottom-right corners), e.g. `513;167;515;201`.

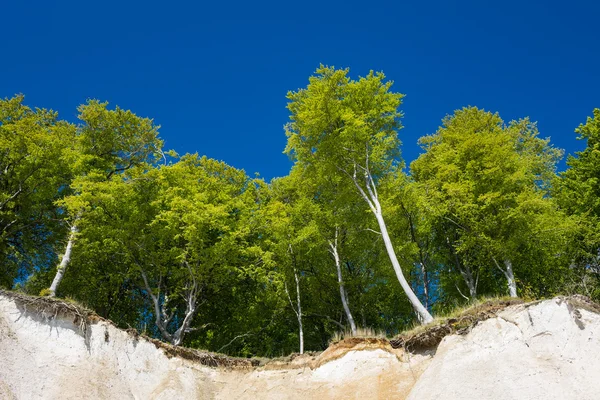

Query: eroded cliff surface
0;292;598;399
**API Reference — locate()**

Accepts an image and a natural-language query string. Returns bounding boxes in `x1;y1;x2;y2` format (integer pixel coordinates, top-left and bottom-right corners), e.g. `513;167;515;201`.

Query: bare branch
455;284;470;301
0;185;22;211
217;333;254;354
304;313;345;330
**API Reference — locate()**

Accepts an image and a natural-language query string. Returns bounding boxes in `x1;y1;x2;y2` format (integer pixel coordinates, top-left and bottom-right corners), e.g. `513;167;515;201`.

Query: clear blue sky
2;1;598;180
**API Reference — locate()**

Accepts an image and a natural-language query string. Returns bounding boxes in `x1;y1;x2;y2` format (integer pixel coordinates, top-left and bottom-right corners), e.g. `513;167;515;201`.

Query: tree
47;100;163;296
285;66;433;323
57;154;263;346
411;107;565;298
0;95;75;288
137;155;260;345
381;172;438;308
303;169;365;336
260;174;322;353
558;109;600;297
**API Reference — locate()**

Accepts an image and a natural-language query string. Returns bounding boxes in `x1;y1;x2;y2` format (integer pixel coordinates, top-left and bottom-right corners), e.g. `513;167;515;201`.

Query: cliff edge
0;291;598;399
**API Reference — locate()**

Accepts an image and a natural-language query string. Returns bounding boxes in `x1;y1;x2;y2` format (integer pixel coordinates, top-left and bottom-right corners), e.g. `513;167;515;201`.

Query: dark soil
389;298;525;351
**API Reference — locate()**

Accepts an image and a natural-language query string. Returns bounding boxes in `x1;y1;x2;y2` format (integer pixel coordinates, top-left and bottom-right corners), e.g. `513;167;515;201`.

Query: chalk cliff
0;291;598;399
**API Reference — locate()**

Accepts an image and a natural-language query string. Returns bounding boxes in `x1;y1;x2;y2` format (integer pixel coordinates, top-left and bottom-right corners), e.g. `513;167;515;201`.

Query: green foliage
557;109;600;299
0;95;75;287
561;109;600;217
411;107;570;299
2;75;598;357
284;65;403;181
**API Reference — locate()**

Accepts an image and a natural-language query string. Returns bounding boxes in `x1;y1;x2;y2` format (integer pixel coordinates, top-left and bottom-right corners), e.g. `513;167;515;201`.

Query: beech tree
62;154;261;346
0;95;75;288
290;166;362;336
411;107;564;298
47;100;163;296
285;66;433;323
558;109;600;297
138;155;260;345
261;174;322;353
301;167;366;336
6;87;597;356
381;173;438;307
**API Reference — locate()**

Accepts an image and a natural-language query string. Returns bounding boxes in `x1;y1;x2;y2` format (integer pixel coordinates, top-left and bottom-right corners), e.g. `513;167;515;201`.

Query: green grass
329;326;388;344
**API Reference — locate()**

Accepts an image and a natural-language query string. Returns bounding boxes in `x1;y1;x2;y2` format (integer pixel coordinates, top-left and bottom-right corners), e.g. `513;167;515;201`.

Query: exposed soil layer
390;298;526;351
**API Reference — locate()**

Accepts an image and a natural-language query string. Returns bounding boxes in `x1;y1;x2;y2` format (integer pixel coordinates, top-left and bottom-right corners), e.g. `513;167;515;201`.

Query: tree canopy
2;68;598;356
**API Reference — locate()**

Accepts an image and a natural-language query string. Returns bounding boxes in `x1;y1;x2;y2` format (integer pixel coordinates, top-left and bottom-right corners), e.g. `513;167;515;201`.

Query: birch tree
285;66;433;323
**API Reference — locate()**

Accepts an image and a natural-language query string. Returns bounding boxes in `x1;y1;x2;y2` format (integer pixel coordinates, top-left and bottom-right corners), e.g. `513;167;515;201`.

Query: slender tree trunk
405;208;432;309
419;262;430;309
447;237;477;298
350;167;433;324
294;268;304;354
48;222;79;297
284;262;304;354
493;257;518;298
503;259;518;298
460;265;477;298
374;211;434;323
329;232;357;335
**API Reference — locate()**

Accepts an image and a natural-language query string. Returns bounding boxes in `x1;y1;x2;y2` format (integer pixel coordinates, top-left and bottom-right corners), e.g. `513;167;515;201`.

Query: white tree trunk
493;257;518;298
48;222;78;297
140;263;199;346
350;167;433;324
419;262;430;309
459;265;478;298
171;290;198;346
284;266;304;354
329;235;357;335
447;237;477;299
504;259;518;298
374;210;434;323
294;269;304;354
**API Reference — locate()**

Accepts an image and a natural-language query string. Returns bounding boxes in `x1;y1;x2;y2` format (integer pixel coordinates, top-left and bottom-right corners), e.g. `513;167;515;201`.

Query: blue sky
2;1;598;180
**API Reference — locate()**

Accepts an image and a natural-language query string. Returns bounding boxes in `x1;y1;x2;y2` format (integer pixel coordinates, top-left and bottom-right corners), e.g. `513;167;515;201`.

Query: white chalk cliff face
0;293;599;400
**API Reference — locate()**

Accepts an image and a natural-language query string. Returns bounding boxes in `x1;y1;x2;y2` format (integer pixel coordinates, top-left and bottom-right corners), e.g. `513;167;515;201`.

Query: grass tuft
329;326;387;345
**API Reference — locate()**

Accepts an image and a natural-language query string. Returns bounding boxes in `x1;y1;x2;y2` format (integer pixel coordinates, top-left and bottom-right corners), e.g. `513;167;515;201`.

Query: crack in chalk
498;316;524;335
531;331;552;338
526;309;534;326
497;316;532;347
